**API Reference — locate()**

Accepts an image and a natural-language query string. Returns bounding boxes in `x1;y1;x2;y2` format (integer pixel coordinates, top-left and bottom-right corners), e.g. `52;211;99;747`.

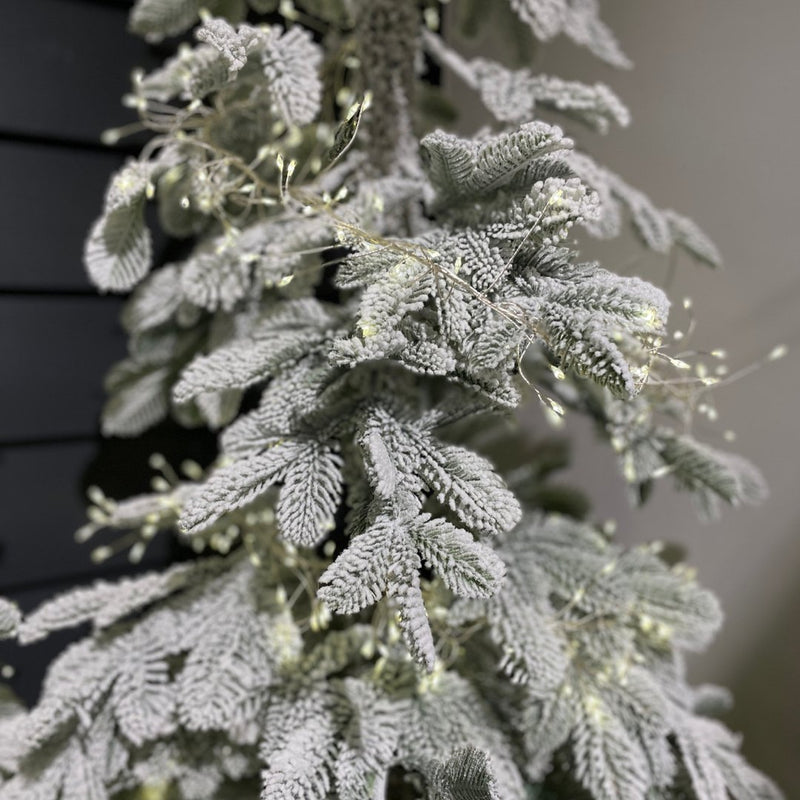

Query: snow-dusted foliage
0;1;781;799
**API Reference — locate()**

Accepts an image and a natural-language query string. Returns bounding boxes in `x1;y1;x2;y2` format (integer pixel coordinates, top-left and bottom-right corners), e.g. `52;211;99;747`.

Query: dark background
0;0;217;702
1;0;797;794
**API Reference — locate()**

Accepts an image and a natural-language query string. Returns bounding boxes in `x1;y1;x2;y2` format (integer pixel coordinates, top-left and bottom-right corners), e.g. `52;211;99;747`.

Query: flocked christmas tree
0;1;785;798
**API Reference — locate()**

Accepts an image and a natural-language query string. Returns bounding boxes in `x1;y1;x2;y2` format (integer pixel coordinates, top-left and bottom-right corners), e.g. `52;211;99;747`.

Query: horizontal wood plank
0;422;217;588
0;297;126;440
0;142;126;290
0;0;159;144
0;441;168;590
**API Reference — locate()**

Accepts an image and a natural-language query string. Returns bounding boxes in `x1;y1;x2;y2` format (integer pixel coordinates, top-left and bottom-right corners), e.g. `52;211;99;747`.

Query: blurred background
545;2;800;790
447;0;800;790
0;0;798;794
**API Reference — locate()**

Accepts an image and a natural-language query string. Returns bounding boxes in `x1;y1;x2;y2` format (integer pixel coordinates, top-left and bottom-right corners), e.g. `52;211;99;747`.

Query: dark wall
0;0;216;703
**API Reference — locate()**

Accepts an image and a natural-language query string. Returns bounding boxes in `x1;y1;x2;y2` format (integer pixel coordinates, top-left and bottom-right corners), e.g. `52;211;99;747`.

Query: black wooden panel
0;296;126;441
0;0;158;143
0;142;125;290
0;440;171;591
0;0;219;704
0;421;217;590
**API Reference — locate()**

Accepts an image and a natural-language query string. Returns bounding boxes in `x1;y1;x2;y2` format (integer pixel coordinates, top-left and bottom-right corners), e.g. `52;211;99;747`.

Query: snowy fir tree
0;1;785;798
